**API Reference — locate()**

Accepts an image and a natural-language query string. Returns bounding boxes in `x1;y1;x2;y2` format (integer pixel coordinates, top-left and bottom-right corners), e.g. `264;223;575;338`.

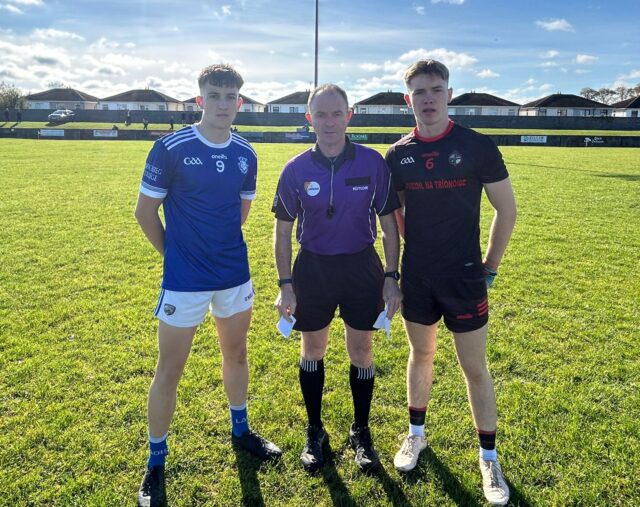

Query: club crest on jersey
448;151;463;167
304;181;320;196
238;156;249;174
164;304;176;316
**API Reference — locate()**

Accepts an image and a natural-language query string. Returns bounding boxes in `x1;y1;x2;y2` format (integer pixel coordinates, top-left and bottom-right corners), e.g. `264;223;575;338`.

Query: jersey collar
311;135;356;170
413;119;455;143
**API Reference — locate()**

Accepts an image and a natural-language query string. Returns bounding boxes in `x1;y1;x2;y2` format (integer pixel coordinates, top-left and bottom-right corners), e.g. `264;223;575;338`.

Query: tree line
580;84;640;105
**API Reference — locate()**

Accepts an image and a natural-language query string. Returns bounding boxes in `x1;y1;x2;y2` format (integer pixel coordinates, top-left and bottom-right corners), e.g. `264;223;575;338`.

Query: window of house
117;104;127;110
538;108;547;116
557;109;567;116
448;108;456;116
632;110;638;118
273;106;280;112
139;105;149;111
102;104;109;110
289;106;297;113
465;108;477;115
359;108;367;114
158;105;166;111
508;109;516;116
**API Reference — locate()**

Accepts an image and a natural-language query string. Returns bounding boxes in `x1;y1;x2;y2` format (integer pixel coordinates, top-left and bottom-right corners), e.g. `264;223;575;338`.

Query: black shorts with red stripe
401;272;488;333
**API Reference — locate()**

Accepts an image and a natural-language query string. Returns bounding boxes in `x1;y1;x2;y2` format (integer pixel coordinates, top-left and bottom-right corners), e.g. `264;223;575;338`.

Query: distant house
25;88;100;110
448;92;519;116
98;89;182;111
354;91;410;114
182;94;264;113
519;94;612;117
266;91;310;113
610;96;640;118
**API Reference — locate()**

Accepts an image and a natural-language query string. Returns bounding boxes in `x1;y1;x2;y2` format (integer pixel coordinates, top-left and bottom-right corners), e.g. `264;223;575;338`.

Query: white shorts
154;280;255;327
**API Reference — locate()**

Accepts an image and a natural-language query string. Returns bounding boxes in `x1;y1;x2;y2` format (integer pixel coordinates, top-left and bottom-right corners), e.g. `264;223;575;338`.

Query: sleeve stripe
140;183;167;199
277;189;296;220
240;192;257;201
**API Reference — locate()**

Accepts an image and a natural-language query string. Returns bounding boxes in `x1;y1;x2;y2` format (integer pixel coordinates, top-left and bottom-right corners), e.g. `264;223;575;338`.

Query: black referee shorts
292;246;384;332
401;271;488;333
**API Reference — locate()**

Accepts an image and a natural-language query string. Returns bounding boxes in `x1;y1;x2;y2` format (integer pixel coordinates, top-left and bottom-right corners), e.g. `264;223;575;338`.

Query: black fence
2;127;640;147
7;109;640;131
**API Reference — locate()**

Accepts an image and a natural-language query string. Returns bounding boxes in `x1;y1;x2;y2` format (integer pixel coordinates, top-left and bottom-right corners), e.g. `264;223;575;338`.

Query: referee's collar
311;136;356;169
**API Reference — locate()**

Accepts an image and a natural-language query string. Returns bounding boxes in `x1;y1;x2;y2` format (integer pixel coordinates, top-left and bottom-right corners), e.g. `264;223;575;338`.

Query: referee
272;84;402;473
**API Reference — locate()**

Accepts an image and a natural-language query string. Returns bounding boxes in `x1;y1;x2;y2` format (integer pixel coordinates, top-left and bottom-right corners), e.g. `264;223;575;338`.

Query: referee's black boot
349;423;380;473
137;465;167;507
300;424;329;473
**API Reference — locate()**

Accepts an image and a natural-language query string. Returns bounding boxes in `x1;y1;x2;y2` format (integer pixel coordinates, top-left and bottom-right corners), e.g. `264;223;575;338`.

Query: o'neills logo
304;181;320;196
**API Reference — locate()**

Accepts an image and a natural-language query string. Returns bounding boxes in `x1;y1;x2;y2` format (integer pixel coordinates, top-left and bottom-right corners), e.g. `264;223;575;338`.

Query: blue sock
230;403;249;437
147;433;168;469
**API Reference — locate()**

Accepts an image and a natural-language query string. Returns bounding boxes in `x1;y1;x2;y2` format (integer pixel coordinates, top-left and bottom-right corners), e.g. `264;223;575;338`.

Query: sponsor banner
285;132;311;140
584;136;605;146
39;129;65;137
239;131;264;140
93;129;118;138
348;133;368;141
520;135;547;144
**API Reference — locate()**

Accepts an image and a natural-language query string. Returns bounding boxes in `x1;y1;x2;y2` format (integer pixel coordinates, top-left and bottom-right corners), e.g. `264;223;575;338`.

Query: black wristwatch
384;271;400;281
278;278;293;287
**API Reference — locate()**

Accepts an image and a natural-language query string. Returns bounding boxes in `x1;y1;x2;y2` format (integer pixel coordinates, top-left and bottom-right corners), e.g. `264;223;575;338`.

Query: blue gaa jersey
139;126;257;291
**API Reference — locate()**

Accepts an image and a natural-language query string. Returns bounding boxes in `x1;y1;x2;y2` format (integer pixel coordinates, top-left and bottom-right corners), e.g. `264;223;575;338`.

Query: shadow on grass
591;172;640;182
403;447;481;507
400;448;533;507
232;446;267;507
372;463;413;507
319;442;358;507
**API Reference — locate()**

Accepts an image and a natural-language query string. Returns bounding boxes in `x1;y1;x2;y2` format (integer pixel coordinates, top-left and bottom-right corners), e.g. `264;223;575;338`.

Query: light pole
314;0;319;88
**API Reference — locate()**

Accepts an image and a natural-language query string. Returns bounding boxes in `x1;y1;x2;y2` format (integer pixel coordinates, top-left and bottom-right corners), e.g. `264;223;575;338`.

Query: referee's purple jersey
272;139;400;255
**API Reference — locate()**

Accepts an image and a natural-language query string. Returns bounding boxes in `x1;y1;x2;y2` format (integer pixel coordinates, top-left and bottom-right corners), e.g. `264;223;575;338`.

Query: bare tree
580;87;597;100
614;86;630;102
46;80;67;89
0;81;26;110
632;84;640;97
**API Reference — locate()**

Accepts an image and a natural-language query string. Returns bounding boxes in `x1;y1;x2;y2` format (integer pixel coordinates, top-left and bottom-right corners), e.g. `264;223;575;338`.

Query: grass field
2;120;640;137
1;140;639;506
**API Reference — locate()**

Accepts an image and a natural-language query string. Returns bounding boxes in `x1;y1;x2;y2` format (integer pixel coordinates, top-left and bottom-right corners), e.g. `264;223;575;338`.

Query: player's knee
410;342;436;362
154;361;185;387
461;363;491;385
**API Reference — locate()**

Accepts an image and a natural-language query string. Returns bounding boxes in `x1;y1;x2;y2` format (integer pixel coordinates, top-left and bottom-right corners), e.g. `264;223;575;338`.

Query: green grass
3;120;639;136
0;140;639;506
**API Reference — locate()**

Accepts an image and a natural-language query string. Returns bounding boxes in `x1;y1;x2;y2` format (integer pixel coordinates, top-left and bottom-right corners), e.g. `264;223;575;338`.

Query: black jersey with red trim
385;120;508;277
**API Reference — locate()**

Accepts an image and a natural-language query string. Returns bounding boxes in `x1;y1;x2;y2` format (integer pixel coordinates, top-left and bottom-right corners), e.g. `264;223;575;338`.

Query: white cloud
477;69;499;78
540;61;559;68
431;0;464;4
413;3;425;14
540;49;559;58
222;5;231;15
576;54;598;64
32;28;85;41
359;63;382;72
618;69;640;80
0;4;23;14
399;48;478;68
7;0;43;4
536;19;574;32
575;69;591;74
539;83;553;91
213;5;232;19
101;53;159;68
525;78;537;85
326;46;336;53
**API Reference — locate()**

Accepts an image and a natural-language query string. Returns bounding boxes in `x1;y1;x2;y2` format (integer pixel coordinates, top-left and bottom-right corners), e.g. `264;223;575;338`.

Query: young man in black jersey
385;60;516;506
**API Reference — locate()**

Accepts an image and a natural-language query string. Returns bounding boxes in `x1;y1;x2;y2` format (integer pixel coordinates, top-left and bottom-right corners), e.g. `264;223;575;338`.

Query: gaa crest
238;157;249;174
448;151;463;167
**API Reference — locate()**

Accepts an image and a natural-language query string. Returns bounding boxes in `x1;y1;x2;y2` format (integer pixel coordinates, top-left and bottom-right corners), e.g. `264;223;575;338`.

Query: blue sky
1;0;638;105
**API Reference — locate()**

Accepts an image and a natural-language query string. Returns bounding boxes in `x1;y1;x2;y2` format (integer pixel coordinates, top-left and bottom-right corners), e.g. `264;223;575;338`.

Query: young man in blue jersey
385;60;516;506
134;64;281;507
272;84;403;473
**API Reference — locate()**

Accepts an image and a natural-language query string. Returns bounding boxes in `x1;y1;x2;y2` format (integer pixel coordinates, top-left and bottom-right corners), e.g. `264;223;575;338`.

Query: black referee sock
299;357;324;427
349;363;375;428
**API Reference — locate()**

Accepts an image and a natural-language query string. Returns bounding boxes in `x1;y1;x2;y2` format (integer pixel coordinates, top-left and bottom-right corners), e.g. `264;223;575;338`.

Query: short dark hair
198;64;244;90
403;60;449;87
307;84;349;112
